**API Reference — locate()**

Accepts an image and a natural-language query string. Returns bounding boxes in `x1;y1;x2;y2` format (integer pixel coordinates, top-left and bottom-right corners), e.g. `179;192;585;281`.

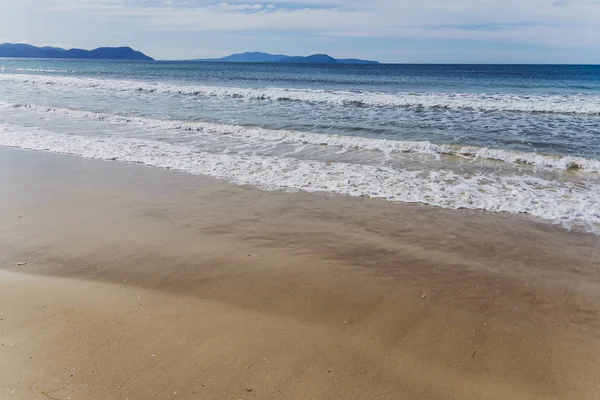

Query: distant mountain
40;46;66;52
276;54;338;64
191;52;379;65
0;43;154;61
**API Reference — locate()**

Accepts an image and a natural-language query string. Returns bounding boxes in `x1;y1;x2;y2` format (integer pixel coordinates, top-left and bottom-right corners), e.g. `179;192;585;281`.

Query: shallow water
0;59;599;232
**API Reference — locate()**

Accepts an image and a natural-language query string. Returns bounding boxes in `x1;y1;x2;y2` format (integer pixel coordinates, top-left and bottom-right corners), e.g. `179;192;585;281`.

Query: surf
2;73;600;116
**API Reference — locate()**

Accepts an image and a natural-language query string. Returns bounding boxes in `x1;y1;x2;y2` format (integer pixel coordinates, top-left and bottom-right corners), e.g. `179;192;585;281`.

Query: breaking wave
4;102;600;173
0;122;598;234
2;73;600;115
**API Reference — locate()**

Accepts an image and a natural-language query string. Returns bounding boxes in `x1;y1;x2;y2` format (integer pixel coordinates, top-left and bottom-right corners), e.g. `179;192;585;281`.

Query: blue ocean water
0;59;599;232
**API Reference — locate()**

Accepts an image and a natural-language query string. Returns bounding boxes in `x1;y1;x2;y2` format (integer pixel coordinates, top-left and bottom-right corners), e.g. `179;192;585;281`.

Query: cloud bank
2;0;600;62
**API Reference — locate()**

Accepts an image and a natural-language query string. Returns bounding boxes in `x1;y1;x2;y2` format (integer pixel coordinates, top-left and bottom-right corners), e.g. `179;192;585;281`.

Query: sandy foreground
0;147;599;400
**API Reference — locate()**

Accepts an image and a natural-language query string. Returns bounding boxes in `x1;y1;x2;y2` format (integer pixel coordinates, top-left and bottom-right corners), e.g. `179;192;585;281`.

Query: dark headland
191;52;380;65
0;43;154;61
0;46;377;64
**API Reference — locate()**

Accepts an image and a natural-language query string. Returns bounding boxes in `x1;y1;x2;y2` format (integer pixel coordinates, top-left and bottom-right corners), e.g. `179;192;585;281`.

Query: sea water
0;60;599;232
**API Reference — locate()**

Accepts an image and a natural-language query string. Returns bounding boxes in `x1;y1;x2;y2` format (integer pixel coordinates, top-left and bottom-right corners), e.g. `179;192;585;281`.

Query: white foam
0;68;70;73
4;102;600;173
0;123;598;233
2;73;600;115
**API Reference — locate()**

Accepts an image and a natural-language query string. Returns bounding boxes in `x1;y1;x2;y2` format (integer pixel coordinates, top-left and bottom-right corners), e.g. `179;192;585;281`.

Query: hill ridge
190;52;379;65
0;44;154;61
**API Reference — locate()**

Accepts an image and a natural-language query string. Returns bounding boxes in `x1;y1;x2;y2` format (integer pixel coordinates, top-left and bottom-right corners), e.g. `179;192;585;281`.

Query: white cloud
216;3;264;11
3;0;600;61
40;0;600;37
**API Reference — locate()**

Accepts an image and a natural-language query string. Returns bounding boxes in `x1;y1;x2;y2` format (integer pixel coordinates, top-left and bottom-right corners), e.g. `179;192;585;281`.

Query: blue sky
1;0;600;63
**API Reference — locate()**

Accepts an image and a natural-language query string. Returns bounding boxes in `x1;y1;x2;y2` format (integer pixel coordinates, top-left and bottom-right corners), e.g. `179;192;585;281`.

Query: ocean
0;59;599;233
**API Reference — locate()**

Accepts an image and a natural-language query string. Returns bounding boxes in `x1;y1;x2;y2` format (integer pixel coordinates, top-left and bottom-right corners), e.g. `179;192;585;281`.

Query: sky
1;0;600;63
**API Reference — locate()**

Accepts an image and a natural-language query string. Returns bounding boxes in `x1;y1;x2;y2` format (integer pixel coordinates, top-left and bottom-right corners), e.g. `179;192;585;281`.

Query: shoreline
1;147;599;399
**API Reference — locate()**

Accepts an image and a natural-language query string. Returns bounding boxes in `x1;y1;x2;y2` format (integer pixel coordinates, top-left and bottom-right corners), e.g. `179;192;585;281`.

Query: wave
0;68;70;73
4;102;600;173
0;123;598;234
2;73;600;115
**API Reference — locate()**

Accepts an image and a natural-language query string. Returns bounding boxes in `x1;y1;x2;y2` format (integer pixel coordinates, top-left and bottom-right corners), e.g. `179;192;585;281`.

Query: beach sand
1;147;599;400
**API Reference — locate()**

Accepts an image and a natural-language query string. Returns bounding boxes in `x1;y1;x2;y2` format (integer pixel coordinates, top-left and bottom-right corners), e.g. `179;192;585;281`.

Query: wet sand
1;147;599;400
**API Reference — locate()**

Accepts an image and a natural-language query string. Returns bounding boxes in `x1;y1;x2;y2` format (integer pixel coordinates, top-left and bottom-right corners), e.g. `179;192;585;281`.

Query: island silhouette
0;43;153;61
